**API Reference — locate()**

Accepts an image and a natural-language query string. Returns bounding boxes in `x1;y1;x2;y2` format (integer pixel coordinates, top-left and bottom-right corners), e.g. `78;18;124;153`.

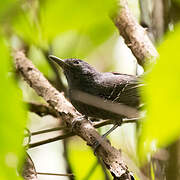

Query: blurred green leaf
52;20;115;59
39;0;116;39
172;0;180;6
0;0;17;19
138;24;180;162
68;138;110;179
28;45;55;78
13;1;43;47
0;37;27;179
13;0;116;53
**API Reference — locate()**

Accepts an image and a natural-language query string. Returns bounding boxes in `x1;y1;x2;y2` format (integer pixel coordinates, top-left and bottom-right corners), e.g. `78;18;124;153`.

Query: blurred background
1;0;180;179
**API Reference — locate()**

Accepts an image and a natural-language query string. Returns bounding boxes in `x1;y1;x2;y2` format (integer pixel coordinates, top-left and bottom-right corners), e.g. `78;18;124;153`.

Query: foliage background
1;0;180;179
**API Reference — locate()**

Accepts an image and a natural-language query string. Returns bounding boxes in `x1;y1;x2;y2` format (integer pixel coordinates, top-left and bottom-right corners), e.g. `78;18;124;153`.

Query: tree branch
15;51;133;179
27;102;59;117
21;153;37;180
112;0;158;67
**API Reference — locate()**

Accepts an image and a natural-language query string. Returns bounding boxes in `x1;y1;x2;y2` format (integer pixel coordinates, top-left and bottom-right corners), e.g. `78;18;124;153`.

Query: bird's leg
93;119;122;151
101;123;120;138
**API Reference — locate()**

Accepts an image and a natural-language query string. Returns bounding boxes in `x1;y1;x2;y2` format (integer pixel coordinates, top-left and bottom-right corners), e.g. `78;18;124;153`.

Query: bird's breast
68;88;125;120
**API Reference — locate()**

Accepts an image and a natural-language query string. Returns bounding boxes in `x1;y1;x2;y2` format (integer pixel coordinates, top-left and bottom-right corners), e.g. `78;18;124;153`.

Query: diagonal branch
15;51;133;180
112;0;158;67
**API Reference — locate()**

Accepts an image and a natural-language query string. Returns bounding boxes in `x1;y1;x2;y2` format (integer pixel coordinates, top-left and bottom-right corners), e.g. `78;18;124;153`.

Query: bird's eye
73;61;79;64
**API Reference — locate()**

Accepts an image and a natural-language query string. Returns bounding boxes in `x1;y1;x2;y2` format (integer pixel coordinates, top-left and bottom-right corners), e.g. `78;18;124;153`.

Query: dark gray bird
49;55;142;135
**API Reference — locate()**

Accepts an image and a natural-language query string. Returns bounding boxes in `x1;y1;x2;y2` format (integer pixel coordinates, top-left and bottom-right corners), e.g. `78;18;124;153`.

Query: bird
48;55;142;136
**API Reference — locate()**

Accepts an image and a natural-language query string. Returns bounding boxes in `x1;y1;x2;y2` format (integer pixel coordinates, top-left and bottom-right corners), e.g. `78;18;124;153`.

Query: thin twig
28;132;75;148
26;119;138;148
93;117;138;128
24;126;69;137
25;118;138;150
37;172;74;177
25;118;138;138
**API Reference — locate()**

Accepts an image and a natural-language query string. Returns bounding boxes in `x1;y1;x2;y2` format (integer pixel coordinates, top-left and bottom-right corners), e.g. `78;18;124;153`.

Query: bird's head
48;55;98;87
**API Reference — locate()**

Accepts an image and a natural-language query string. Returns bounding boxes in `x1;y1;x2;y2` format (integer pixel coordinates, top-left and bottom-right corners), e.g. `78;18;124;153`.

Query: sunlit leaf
13;0;116;53
13;1;43;47
0;37;27;179
67;139;107;179
52;20;115;59
0;0;17;19
138;24;180;162
39;0;116;39
28;45;55;78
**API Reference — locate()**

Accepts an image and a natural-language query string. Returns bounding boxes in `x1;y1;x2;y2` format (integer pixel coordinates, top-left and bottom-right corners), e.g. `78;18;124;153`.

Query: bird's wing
99;73;143;107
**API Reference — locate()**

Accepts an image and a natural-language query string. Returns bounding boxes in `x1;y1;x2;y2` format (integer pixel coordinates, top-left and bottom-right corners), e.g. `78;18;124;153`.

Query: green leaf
13;0;116;52
0;37;27;179
172;0;180;6
13;1;43;47
0;0;17;19
39;0;116;39
67;139;107;179
28;45;55;78
138;24;180;162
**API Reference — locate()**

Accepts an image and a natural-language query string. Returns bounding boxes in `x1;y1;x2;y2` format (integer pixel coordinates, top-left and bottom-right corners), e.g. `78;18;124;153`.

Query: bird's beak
48;55;70;69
